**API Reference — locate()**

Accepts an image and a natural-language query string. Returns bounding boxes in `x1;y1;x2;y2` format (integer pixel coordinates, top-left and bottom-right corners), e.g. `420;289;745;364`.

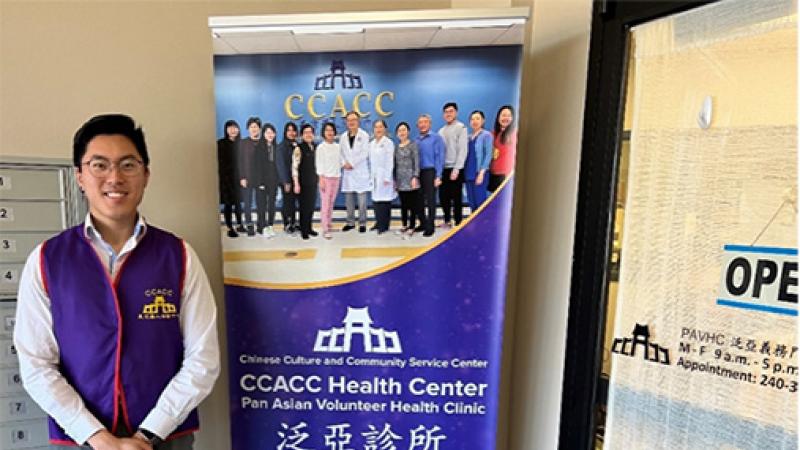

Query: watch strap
138;428;163;446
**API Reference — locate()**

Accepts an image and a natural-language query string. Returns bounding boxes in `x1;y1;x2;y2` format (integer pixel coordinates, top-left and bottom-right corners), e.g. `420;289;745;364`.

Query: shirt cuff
139;408;179;440
68;414;105;446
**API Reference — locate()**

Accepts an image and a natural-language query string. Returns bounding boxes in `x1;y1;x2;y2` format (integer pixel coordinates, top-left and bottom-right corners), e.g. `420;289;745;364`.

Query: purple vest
41;225;199;445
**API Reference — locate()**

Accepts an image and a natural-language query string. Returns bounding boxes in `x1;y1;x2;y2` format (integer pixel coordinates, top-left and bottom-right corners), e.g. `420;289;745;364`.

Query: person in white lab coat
369;120;396;234
339;111;372;233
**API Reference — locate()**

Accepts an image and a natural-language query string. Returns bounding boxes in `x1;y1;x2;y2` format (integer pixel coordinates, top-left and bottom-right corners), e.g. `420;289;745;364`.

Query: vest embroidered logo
139;289;178;320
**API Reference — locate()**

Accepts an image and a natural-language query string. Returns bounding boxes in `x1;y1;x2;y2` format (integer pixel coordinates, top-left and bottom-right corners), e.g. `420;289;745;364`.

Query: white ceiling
210;9;528;55
212;24;524;55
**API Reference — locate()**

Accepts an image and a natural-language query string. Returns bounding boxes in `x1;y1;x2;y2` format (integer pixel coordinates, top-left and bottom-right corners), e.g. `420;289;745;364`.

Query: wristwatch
137;428;164;446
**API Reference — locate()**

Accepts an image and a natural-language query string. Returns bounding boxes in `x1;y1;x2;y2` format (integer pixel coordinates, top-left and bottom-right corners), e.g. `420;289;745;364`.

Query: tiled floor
221;214;459;287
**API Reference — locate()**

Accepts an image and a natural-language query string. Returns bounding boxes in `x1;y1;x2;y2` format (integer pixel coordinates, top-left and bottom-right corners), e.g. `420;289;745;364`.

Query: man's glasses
81;157;144;177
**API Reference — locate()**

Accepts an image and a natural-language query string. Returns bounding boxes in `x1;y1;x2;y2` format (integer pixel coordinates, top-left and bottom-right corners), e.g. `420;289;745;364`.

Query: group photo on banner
218;103;515;241
214;45;522;449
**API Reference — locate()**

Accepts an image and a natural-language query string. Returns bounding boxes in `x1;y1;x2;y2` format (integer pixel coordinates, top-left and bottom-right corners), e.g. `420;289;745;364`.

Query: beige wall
0;1;592;449
505;1;591;448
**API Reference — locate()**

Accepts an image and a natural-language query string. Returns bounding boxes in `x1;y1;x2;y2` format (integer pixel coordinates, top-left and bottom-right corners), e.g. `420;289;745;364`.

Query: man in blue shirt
415;114;445;237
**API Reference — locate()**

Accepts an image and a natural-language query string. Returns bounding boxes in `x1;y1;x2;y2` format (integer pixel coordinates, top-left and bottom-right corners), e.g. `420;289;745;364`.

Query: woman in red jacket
488;105;517;192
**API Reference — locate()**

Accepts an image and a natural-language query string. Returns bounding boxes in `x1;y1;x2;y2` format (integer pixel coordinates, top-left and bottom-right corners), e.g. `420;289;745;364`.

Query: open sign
717;245;797;316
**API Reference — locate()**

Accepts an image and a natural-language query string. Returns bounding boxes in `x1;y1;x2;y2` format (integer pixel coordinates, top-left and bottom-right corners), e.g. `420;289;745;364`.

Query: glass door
562;1;797;449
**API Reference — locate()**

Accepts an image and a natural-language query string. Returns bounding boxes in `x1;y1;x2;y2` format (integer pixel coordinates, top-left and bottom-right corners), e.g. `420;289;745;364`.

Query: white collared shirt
13;213;220;444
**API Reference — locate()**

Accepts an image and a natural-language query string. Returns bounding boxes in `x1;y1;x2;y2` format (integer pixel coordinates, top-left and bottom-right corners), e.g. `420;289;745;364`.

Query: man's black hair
73;114;148;168
246;117;262;129
443;102;458;111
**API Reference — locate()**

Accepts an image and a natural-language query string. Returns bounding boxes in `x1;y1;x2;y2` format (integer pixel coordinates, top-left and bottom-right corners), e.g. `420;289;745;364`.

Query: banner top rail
208;7;530;30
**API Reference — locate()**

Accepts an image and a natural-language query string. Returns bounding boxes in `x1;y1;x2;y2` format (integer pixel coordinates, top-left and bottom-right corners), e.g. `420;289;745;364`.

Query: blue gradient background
213;46;523;137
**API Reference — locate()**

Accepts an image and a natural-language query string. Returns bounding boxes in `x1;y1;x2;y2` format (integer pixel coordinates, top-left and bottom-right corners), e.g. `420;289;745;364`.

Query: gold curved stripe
341;246;425;258
224;172;514;291
224;249;317;262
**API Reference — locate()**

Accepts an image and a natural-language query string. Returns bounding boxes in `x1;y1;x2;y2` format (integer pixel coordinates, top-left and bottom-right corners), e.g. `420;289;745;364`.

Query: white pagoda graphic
313;306;402;354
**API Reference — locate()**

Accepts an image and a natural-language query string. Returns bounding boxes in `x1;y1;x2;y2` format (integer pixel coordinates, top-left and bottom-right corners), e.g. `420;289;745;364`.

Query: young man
14;114;220;450
438;102;468;227
237;117;263;236
415;114;445;237
339;111;371;233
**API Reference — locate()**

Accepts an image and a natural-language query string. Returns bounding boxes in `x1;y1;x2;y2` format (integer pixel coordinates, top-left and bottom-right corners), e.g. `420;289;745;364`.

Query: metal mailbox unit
0;158;85;450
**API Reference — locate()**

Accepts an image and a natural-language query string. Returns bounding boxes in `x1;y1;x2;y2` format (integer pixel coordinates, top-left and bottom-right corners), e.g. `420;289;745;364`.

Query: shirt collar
84;213;147;242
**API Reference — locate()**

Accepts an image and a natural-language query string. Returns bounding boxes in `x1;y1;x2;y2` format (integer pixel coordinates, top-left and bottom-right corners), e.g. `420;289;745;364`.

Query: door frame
557;1;717;449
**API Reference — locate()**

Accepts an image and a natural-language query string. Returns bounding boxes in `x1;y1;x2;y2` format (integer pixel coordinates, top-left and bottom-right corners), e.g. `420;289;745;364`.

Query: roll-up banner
213;43;522;449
